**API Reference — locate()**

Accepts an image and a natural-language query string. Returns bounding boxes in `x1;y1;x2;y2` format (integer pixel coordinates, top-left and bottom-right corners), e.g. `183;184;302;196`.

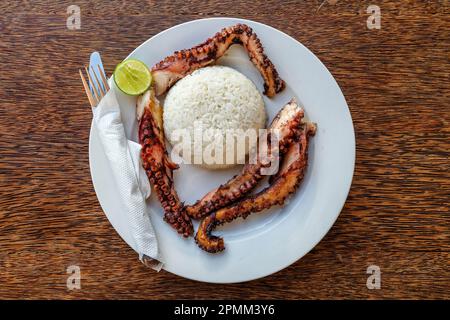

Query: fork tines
79;65;110;107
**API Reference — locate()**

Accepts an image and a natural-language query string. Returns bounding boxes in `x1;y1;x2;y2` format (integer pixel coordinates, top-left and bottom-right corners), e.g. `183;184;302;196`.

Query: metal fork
79;64;110;107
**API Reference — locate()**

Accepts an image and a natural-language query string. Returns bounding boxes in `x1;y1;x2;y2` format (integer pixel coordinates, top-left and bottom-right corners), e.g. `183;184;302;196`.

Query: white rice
163;66;266;169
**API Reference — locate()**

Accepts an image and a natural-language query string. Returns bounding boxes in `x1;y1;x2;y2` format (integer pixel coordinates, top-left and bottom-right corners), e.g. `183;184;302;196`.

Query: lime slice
113;59;152;96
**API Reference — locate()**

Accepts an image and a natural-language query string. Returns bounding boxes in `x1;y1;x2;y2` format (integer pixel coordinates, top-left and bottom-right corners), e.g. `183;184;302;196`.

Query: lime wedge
113;59;152;96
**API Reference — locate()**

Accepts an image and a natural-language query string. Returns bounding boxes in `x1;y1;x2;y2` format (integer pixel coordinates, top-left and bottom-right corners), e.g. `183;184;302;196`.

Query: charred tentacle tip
194;213;225;253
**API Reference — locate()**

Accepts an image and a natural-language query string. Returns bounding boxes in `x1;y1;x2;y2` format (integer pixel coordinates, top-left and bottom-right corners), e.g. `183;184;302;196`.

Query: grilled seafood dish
133;23;316;252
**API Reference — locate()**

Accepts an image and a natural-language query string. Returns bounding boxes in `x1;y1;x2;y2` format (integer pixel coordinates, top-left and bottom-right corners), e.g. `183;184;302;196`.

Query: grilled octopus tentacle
138;90;193;237
152;23;285;97
195;122;316;253
185;99;305;219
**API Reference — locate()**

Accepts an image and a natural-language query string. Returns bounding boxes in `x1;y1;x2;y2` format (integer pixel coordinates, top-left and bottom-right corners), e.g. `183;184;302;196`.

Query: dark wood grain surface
0;0;449;299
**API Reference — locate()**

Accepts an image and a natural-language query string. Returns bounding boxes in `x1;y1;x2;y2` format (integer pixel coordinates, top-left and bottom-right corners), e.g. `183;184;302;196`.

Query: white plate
89;17;355;283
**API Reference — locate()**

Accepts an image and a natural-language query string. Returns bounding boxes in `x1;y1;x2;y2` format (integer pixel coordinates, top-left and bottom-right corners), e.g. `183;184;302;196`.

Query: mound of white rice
163;66;266;169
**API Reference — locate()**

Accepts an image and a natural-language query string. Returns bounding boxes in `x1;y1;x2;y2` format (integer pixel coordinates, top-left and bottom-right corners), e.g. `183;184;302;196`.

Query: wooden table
0;0;448;299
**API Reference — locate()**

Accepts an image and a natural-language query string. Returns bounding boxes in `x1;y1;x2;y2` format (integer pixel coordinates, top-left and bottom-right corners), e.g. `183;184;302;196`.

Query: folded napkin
92;87;162;271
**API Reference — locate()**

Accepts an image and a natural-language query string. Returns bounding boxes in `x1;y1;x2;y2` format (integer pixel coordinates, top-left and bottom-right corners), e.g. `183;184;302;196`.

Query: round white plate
89;18;355;283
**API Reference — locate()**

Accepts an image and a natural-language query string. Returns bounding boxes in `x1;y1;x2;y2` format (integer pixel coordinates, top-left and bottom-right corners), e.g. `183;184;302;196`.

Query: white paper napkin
92;88;163;271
